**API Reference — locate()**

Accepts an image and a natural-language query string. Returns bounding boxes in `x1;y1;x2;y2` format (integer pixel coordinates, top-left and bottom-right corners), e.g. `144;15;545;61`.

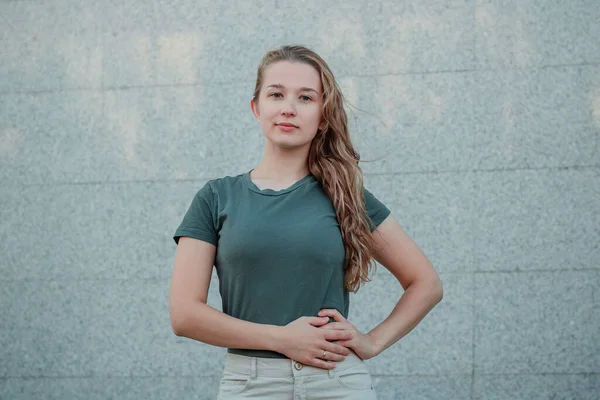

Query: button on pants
216;349;377;399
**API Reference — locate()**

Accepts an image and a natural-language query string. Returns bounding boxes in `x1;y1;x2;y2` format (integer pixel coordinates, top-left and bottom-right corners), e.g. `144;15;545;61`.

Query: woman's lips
276;122;298;132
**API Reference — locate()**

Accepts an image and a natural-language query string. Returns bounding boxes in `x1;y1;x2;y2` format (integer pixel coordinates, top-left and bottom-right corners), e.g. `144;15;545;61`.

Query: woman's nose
281;103;296;117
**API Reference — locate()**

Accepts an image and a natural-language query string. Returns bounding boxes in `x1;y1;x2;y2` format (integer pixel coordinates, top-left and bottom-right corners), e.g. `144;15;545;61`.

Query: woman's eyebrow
265;84;319;94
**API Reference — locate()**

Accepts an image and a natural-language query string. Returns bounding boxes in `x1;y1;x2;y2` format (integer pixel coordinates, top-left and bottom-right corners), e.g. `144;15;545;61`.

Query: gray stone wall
1;0;598;399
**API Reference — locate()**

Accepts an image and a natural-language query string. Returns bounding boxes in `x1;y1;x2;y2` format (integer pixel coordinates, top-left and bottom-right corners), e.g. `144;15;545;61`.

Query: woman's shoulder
201;171;248;193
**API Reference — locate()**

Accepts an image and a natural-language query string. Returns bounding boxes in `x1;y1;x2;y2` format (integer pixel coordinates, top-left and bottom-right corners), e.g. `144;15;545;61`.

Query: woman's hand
317;309;380;360
274;316;354;369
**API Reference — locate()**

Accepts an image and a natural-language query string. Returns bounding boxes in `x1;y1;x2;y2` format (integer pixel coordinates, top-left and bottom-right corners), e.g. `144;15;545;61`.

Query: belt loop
250;357;257;380
328;368;335;379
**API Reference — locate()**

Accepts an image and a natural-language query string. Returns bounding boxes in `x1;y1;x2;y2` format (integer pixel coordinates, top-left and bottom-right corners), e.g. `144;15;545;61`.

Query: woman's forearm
172;301;280;351
367;276;443;355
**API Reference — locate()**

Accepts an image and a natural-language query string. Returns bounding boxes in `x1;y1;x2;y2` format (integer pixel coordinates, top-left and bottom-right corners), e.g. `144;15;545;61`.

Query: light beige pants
216;350;377;400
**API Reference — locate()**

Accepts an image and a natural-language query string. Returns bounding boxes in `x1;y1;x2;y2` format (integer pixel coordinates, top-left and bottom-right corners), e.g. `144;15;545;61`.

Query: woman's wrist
265;325;286;353
366;331;385;356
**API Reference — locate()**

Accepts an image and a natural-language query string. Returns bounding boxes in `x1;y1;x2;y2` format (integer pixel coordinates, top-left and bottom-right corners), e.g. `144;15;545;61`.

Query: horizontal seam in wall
1;372;598;381
474;268;599;274
473;372;600;377
2;163;599;189
1;269;597;282
1;60;599;96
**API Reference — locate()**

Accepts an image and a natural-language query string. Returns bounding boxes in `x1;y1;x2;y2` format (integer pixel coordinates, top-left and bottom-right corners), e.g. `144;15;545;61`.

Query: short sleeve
173;182;218;246
364;187;391;232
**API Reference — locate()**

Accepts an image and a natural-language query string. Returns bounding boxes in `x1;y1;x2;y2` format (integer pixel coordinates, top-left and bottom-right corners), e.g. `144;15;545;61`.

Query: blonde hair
253;45;377;292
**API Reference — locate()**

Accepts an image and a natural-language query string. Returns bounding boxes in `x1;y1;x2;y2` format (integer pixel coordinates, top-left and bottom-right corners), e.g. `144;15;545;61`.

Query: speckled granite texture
1;0;599;399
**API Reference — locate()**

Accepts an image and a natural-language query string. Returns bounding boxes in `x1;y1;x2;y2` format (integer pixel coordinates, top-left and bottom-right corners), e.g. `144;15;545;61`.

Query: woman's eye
300;95;312;102
270;92;283;98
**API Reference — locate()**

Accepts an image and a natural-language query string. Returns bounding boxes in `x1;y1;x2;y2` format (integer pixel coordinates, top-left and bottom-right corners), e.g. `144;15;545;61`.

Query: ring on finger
323;350;327;358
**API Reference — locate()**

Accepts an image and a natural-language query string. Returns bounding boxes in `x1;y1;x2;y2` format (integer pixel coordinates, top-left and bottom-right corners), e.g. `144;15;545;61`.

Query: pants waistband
223;349;364;379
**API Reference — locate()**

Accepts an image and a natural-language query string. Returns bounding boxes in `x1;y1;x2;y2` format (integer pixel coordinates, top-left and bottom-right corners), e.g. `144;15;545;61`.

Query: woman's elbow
430;273;443;304
416;270;443;305
169;302;189;337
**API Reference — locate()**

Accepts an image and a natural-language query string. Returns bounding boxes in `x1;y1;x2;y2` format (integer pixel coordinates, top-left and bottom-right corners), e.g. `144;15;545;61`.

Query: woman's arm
169;237;280;350
366;214;443;355
169;237;352;368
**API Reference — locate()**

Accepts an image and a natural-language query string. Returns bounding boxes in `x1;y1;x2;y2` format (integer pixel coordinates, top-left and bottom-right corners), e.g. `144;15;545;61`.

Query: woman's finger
323;329;352;342
335;340;353;349
308;316;331;326
318;309;348;323
319;348;346;362
318;322;348;330
325;342;352;357
311;359;337;370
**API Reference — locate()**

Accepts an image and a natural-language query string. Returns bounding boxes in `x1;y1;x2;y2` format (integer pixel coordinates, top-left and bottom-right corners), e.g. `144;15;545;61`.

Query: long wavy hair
252;45;377;293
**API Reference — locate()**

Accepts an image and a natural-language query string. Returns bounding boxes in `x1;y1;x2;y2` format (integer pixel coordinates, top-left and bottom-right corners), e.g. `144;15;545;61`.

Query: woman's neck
252;144;311;181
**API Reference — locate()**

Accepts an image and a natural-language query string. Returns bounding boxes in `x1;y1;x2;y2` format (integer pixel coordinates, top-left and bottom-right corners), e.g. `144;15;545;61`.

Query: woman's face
251;61;325;150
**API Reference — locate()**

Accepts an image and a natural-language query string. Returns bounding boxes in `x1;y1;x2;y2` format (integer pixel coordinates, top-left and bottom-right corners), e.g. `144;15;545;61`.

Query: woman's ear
318;120;327;131
250;97;260;121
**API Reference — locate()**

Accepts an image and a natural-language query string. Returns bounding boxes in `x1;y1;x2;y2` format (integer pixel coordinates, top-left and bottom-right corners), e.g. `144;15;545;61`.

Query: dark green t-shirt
173;171;390;358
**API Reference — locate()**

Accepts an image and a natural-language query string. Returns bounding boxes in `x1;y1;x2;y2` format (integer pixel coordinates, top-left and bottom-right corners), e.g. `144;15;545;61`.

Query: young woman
169;45;443;399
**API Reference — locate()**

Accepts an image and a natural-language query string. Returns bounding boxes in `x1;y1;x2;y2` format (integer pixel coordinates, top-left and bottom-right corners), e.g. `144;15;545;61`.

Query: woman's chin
265;135;313;150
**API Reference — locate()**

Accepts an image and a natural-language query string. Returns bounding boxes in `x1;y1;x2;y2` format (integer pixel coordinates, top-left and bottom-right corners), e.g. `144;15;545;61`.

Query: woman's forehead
262;61;322;92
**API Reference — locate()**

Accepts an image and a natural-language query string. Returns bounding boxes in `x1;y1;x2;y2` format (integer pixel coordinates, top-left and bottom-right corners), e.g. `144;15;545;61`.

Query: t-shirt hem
228;348;289;359
173;229;217;246
370;208;391;232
